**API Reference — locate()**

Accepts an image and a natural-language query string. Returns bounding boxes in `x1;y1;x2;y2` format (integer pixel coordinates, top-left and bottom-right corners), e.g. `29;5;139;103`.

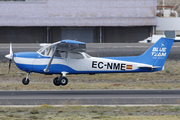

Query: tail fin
139;37;174;67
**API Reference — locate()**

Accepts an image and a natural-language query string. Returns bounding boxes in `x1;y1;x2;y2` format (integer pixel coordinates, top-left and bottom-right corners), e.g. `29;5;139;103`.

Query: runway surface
0;90;180;105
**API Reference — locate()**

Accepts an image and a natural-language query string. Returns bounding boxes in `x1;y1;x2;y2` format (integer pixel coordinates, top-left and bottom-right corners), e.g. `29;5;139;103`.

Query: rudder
139;37;174;67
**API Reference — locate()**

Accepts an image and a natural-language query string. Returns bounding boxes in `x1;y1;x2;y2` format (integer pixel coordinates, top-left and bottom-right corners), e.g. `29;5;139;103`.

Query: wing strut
44;45;57;72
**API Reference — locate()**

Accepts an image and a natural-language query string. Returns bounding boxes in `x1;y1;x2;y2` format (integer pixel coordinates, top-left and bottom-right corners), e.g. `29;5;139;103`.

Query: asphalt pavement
0;90;180;105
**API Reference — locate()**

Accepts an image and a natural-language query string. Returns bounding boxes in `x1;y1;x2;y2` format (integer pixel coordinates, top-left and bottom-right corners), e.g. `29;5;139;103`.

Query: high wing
43;40;86;72
39;40;86;52
39;43;52;47
56;40;86;52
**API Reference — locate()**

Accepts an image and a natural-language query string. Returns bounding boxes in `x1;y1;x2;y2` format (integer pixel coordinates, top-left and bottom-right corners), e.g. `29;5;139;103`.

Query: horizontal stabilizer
138;65;162;69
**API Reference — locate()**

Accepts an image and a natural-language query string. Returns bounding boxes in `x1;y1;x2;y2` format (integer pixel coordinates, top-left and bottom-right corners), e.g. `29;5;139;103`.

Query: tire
53;77;61;86
22;78;30;85
60;77;68;86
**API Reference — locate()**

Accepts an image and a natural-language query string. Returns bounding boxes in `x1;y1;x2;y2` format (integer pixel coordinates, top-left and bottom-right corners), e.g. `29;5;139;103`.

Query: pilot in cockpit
54;50;61;57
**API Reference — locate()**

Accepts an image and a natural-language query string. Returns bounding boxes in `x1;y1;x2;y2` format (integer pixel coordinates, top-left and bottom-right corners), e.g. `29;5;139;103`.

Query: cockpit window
46;47;51;56
41;50;45;55
54;51;67;58
38;45;68;59
70;52;84;59
84;53;91;58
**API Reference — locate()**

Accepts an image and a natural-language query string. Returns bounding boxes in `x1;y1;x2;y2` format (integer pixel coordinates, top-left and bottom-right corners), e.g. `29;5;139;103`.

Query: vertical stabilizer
139;37;174;67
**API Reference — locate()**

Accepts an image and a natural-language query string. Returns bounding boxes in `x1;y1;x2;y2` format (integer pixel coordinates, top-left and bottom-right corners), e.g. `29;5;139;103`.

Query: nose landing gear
22;72;30;85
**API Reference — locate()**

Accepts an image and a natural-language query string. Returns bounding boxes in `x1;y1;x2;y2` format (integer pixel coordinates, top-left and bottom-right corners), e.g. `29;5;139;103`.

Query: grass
1;82;180;90
0;105;180;119
0;60;180;90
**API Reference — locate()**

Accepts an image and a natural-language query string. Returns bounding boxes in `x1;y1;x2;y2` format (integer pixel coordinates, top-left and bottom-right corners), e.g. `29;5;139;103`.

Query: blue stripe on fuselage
14;52;39;58
14;62;32;72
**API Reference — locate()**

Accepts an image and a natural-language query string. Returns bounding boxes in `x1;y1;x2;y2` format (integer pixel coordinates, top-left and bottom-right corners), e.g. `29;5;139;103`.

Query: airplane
5;37;174;86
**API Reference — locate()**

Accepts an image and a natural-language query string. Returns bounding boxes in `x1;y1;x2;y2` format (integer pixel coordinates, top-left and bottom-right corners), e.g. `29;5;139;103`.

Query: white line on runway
0;104;180;107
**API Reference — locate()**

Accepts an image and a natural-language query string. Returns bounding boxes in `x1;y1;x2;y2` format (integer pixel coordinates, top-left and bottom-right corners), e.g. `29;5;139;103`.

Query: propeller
5;43;13;73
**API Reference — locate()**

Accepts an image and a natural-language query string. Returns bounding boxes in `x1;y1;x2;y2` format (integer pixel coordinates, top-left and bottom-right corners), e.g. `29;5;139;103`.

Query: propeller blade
8;59;12;74
5;43;13;60
5;43;13;73
10;43;13;57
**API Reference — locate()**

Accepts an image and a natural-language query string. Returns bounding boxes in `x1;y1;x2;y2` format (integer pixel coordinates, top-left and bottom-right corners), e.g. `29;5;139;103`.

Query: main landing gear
53;74;68;86
21;72;68;86
22;72;30;85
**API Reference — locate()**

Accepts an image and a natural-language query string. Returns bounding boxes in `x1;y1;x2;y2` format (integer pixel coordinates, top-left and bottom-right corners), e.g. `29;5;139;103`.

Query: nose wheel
53;73;68;86
22;78;30;85
22;72;30;85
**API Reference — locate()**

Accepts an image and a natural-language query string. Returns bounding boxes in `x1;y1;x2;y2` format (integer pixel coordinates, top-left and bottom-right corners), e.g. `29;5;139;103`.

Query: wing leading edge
57;40;86;52
39;40;86;52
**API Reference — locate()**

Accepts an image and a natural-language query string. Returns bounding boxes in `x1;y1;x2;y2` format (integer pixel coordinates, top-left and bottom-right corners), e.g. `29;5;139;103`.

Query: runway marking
1;104;180;107
1;97;180;99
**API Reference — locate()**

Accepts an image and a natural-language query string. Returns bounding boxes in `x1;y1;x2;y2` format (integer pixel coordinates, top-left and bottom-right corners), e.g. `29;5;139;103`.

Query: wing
44;40;86;72
39;43;52;47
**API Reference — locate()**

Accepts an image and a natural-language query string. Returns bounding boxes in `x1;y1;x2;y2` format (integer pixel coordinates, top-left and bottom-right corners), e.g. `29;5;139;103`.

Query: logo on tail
151;46;167;59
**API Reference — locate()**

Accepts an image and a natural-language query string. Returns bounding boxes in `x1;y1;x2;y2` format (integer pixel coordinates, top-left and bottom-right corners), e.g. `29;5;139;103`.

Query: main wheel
53;77;61;86
22;78;30;85
60;77;68;86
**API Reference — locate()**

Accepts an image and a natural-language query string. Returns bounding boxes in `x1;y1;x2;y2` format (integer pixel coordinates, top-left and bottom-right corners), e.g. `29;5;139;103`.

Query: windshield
37;45;50;54
37;45;55;56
